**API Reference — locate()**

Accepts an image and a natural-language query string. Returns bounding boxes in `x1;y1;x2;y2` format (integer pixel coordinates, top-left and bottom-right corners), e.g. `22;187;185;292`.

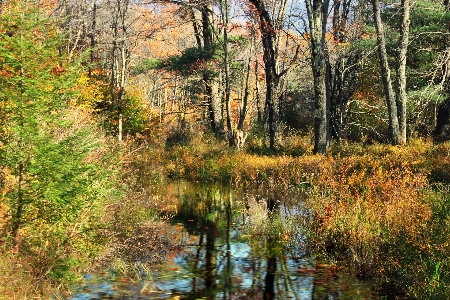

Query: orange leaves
132;5;193;60
218;22;243;33
51;65;66;76
0;65;14;78
37;0;58;13
298;146;437;279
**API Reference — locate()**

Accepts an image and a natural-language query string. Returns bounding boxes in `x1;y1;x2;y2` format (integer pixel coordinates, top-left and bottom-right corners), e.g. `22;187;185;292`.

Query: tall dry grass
159;134;450;298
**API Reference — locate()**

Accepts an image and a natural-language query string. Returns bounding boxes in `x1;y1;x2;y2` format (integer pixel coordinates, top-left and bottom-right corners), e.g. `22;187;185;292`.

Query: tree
201;0;225;139
371;0;411;145
248;0;289;150
89;1;97;78
0;0;120;279
153;0;225;139
328;0;363;145
107;0;131;142
220;0;234;146
305;0;330;154
54;0;93;63
435;0;450;139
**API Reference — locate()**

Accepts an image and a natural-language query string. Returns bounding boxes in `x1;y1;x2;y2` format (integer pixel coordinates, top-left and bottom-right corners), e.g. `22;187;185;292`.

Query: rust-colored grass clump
161;137;450;297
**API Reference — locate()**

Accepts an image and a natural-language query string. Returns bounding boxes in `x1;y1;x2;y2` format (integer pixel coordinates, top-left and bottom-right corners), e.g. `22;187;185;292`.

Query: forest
1;0;450;299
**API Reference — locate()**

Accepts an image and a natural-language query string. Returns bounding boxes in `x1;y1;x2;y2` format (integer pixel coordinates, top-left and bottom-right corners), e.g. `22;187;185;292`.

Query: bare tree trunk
371;0;411;145
238;36;253;131
109;0;129;141
110;17;117;109
371;0;400;145
12;162;24;242
189;6;202;49
118;44;127;142
249;0;282;150
205;79;224;137
396;0;410;144
201;0;224;138
220;0;234;146
255;60;263;124
305;0;330;154
267;0;288;61
88;2;96;78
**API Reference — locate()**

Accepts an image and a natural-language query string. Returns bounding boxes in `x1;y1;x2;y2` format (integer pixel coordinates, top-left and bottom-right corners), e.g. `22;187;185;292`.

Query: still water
70;181;375;299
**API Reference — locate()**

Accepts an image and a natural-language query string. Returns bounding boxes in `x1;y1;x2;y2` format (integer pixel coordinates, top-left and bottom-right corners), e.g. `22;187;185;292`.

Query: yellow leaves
0;199;11;235
0;65;15;78
34;0;59;14
76;75;89;86
71;74;107;111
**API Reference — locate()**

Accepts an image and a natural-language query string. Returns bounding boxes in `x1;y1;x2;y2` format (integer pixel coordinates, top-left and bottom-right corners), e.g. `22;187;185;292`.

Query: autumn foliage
149;136;450;297
1;0;450;298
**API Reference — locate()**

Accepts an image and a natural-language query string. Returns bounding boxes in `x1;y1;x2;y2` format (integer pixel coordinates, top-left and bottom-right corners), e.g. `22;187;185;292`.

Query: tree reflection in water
70;180;376;299
154;181;374;300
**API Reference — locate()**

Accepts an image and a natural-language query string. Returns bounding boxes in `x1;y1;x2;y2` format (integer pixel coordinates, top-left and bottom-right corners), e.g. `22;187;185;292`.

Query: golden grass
0;251;59;299
159;137;450;296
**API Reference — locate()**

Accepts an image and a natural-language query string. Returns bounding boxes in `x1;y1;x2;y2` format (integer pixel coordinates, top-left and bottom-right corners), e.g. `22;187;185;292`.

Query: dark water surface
70;181;375;299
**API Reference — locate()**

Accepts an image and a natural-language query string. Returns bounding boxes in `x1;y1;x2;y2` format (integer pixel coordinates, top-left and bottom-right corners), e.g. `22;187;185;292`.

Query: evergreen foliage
131;58;165;75
370;0;450;91
0;0;122;281
165;45;221;76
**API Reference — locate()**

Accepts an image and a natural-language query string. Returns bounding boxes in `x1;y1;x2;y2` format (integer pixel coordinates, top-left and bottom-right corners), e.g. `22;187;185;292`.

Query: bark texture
201;0;224;138
249;0;282;150
371;0;400;145
306;0;330;154
396;0;410;144
371;0;411;145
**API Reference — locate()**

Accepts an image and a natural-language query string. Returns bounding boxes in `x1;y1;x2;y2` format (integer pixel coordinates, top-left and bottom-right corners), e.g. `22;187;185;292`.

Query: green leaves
131;58;164;75
165;45;221;76
0;1;122;282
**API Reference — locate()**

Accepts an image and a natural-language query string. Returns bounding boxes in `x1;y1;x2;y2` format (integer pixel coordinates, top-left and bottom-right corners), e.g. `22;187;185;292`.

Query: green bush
0;1;123;290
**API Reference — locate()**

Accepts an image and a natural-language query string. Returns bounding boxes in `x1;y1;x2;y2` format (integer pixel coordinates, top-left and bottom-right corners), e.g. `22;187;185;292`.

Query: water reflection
70;181;375;300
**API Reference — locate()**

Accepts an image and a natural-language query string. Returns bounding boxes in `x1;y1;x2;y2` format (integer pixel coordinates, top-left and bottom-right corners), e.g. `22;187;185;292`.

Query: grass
158;134;450;298
2;128;450;299
0;250;61;299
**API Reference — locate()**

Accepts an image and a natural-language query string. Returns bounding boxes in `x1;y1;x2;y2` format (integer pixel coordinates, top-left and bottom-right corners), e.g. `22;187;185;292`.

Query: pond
70;181;376;300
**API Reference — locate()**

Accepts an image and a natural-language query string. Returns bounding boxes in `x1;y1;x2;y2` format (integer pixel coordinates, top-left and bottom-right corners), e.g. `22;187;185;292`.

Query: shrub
0;2;123;295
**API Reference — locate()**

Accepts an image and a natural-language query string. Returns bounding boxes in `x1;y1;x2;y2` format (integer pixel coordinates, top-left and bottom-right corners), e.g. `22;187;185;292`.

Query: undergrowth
159;133;450;299
2;120;450;299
